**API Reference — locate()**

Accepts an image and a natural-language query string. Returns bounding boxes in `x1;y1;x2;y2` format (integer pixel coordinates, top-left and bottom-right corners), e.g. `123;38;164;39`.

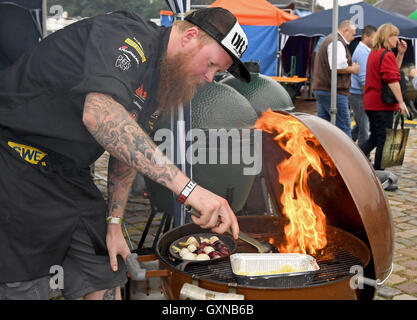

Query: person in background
349;25;377;154
312;20;360;137
360;23;407;170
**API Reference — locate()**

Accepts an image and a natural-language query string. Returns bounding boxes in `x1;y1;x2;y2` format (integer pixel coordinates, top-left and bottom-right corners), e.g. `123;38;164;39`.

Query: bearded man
0;8;249;300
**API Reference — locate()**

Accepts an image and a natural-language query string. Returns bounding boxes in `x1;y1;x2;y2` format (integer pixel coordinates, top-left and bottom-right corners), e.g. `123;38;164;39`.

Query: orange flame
256;110;335;255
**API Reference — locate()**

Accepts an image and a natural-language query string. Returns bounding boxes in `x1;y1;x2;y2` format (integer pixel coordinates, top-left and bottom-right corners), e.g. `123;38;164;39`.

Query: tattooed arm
107;156;137;219
83;92;186;192
83;92;239;245
106;156;137;272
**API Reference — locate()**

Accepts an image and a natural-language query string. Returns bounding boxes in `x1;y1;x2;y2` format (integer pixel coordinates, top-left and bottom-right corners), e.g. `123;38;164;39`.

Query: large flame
256;110;336;255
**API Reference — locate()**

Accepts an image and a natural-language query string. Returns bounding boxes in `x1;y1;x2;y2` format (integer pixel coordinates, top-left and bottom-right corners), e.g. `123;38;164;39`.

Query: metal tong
185;206;277;253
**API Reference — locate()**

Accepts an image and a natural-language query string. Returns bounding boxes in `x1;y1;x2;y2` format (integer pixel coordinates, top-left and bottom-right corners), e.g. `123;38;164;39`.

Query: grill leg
152;212;170;248
137;206;157;250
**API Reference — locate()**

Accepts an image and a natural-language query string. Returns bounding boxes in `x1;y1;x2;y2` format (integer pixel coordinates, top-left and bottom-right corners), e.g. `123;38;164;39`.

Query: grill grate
167;246;363;288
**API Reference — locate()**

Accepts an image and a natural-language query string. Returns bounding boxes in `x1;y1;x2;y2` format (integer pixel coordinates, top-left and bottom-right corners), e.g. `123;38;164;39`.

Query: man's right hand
184;185;239;240
351;62;360;75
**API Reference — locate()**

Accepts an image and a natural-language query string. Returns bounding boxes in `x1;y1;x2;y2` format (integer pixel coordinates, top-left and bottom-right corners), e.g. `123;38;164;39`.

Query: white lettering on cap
220;21;248;59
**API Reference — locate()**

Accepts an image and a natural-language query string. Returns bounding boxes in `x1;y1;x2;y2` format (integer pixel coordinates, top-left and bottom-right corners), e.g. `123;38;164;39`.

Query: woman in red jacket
361;23;407;170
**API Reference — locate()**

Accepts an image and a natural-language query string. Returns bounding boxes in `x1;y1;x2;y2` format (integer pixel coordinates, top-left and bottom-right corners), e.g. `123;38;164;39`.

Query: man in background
349;25;377;154
312;20;360;137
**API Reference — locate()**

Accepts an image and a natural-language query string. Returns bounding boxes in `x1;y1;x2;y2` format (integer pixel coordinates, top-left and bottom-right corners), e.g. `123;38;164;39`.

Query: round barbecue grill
155;215;371;300
134;111;393;300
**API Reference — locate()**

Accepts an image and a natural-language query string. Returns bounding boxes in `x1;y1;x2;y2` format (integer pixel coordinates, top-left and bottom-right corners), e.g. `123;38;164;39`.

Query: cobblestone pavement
91;100;417;300
375;126;417;300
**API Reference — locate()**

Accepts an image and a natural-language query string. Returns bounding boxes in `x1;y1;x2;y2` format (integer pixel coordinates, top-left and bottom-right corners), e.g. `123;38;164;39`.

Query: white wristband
106;216;123;225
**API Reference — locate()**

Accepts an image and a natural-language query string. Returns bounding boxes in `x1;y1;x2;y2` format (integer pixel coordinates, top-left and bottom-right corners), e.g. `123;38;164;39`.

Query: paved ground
91;98;417;300
367;120;417;300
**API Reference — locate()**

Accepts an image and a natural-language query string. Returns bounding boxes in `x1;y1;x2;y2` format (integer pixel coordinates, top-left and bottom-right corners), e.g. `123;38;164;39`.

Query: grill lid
261;111;393;281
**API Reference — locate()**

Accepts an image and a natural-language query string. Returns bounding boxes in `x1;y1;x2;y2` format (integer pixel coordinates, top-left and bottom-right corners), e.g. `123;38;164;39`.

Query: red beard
156;49;204;112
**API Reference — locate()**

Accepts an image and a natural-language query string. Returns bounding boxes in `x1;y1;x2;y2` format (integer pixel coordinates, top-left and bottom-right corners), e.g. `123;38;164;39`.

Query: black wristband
176;180;197;204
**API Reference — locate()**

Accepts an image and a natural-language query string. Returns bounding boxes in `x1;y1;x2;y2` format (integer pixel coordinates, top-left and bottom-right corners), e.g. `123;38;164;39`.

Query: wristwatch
106;216;123;225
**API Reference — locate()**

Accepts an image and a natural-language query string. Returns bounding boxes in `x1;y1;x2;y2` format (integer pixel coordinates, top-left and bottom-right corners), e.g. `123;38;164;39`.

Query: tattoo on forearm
102;288;116;300
84;93;179;187
107;156;136;214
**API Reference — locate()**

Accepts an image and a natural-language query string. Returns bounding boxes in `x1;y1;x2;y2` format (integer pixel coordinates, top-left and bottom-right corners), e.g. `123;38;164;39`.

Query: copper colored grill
140;110;393;300
171;245;363;288
156;216;371;297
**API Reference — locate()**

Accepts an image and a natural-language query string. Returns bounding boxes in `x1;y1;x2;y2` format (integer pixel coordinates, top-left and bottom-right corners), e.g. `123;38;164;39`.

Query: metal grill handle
179;283;244;300
359;263;394;289
126;253;171;281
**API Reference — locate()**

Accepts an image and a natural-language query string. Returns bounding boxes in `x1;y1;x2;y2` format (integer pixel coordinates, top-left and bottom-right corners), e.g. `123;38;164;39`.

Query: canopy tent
209;0;298;76
280;2;417;39
280;2;417;79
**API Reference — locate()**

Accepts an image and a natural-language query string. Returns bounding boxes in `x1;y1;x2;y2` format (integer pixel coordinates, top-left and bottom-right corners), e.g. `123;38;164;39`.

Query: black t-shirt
0;10;170;169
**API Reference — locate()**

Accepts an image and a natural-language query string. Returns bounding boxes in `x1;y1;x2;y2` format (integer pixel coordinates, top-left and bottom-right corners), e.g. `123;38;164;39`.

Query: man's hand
339;62;360;75
185;186;239;240
350;62;360;74
410;68;417;78
106;224;131;272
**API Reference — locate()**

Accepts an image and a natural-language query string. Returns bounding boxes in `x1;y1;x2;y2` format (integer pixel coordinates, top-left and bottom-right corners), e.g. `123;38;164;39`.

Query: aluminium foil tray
230;253;320;287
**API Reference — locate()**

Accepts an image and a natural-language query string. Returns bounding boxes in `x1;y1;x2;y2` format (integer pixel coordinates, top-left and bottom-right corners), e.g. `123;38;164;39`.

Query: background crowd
312;22;411;171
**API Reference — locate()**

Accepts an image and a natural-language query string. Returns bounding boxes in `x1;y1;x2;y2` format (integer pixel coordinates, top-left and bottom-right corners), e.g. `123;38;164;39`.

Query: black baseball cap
185;7;251;82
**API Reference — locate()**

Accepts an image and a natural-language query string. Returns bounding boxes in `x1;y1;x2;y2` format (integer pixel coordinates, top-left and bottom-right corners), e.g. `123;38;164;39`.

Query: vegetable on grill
173;235;230;261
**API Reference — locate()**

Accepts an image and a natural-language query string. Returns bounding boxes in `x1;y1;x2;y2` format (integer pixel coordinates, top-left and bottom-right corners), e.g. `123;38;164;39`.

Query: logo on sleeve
118;45;140;65
124;38;146;63
132;83;148;111
115;54;131;71
135;84;147;102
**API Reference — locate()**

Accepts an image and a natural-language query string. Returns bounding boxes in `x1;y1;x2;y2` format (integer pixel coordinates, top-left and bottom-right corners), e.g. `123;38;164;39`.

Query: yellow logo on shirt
124;38;146;63
8;141;47;166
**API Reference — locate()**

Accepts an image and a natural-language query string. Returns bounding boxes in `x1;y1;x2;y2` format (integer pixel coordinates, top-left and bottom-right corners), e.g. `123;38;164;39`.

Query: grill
176;246;363;288
154;216;371;299
133;110;393;300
